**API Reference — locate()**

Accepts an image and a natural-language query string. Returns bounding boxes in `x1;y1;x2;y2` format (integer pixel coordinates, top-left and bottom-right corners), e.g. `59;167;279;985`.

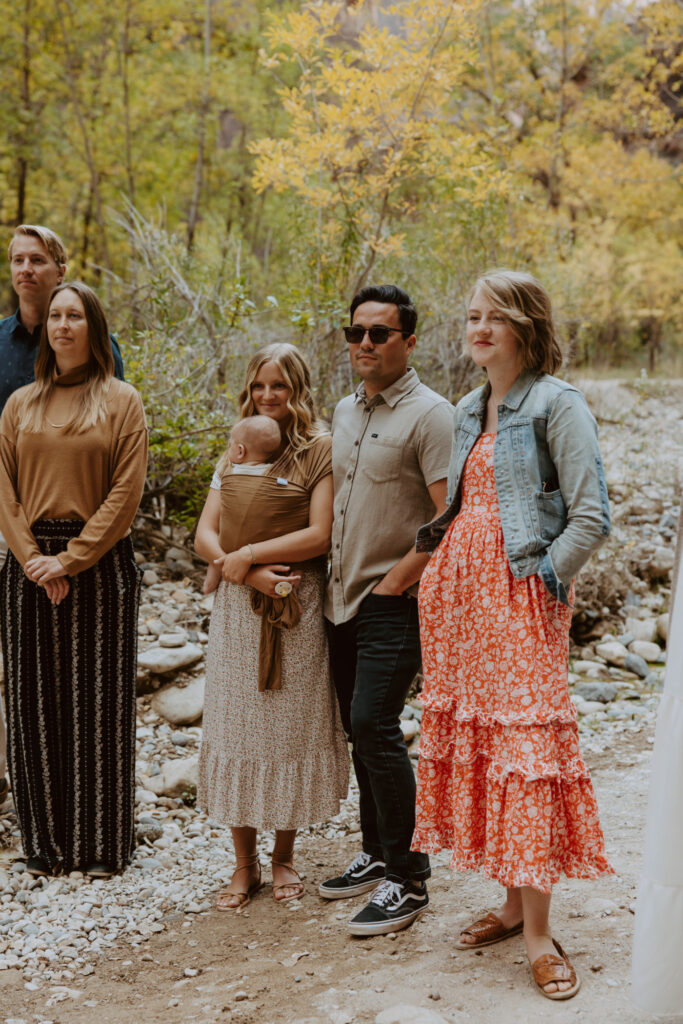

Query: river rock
572;660;608;678
574;681;617;704
624;651;649;678
595;640;628;667
657;613;669;642
199;593;215;614
628;640;662;663
158;632;188;648
146;756;199;798
142;569;159;586
137;644;203;675
624;616;658;643
151;676;204;725
644;546;675;579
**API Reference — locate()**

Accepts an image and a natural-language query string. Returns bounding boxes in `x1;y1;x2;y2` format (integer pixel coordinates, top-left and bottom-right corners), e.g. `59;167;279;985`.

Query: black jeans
328;593;430;883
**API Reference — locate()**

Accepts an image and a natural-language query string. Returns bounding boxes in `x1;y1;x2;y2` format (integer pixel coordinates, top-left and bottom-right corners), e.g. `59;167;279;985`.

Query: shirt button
335;544;340;549
334;577;340;582
347;473;352;480
354;441;359;446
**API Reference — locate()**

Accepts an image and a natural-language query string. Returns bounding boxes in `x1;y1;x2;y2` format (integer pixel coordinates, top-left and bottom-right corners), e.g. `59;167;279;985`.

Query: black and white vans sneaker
347;878;428;935
318;852;386;899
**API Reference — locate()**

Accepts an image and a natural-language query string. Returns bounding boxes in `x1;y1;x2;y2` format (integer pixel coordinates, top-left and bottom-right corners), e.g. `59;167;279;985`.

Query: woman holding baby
195;343;348;909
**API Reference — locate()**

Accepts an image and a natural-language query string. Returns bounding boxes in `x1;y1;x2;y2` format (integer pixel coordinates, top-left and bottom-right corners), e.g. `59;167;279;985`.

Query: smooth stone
142;570;159;586
135;788;158;805
138;858;163;872
595;640;628;667
145;619;165;637
624;652;650;678
577;700;607;714
628;640;663;663
137;644;203;675
160;609;181;626
199;594;215;613
171;731;193;746
151;676;205;725
624;616;658;643
574;681;617;704
572;661;607;678
158;633;188;648
146;757;199;799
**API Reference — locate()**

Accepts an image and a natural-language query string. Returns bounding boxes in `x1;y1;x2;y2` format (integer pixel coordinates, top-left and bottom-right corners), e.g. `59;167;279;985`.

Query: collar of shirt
4;308;41;345
353;366;420;409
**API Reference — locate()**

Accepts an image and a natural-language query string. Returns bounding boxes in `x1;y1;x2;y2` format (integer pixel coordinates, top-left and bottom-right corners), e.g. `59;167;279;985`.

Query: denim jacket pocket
535;489;567;544
362;436;403;482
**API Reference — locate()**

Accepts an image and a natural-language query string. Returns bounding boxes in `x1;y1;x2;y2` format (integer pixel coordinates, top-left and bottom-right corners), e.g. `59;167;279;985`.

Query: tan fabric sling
217;437;331;691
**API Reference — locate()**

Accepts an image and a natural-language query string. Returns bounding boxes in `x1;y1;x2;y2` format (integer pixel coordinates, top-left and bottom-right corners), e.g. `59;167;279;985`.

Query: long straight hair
19;282;114;434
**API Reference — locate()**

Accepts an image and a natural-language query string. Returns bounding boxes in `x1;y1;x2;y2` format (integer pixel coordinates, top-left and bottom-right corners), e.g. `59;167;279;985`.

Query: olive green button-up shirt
324;367;454;625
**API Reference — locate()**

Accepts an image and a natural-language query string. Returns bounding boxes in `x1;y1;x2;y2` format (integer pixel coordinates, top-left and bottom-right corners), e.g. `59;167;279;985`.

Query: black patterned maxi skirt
0;519;141;873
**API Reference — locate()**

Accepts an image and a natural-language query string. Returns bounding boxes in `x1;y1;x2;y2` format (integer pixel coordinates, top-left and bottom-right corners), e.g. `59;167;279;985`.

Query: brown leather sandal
531;939;581;1000
455;911;524;949
216;860;264;912
271;859;304;903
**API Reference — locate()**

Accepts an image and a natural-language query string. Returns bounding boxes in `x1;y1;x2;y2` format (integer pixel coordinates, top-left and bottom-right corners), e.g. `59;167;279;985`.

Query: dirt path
0;727;659;1024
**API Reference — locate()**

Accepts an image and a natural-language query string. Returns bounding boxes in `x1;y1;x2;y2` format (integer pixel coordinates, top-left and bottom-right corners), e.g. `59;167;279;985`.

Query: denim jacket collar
463;369;540;422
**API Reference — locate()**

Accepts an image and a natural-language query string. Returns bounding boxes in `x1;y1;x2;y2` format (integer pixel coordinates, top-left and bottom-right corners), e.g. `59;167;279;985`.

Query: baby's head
228;415;282;465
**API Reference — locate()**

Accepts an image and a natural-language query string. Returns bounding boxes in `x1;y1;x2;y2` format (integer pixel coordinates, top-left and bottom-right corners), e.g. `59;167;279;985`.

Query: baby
202;415;282;594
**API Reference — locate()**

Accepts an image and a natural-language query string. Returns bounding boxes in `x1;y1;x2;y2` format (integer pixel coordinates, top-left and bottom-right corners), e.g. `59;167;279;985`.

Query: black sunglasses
343;325;410;345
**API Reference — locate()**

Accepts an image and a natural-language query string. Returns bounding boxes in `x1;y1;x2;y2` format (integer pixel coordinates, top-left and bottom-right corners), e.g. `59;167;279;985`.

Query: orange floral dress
412;433;611;893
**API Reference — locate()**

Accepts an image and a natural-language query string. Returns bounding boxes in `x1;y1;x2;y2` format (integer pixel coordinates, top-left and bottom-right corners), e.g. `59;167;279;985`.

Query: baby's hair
470;269;563;375
231;415;281;458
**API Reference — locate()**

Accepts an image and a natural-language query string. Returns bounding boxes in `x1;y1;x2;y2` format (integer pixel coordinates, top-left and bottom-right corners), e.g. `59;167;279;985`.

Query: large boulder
151;676;205;725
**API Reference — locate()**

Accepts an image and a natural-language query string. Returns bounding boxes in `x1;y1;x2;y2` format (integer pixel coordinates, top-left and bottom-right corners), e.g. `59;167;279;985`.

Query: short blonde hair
470;269;563;375
8;225;67;267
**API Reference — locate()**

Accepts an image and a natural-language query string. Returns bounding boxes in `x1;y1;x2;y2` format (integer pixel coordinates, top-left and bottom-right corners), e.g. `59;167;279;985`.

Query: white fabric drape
632;505;683;1015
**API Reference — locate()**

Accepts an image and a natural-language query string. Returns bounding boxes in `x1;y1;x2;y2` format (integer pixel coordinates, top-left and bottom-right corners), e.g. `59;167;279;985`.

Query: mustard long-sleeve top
0;364;148;575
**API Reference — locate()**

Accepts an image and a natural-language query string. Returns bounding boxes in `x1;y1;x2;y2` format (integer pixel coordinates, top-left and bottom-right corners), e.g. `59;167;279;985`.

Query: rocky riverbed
0;376;680;1023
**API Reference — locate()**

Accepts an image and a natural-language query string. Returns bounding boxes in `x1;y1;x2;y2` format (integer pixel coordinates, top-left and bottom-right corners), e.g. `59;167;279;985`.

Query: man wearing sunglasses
321;283;453;935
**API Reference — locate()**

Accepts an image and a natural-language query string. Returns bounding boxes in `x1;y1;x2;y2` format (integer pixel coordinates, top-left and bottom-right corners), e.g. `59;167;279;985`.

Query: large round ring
274;581;293;597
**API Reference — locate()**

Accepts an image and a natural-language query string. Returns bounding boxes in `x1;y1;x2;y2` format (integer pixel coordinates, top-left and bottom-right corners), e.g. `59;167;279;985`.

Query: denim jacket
415;370;611;605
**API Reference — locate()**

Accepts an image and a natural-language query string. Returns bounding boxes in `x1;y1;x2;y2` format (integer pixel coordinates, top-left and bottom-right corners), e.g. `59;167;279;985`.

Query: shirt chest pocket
362;435;403;483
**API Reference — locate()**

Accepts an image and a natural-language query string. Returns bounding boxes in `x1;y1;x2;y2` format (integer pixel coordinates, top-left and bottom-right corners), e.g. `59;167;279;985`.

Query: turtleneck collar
54;363;90;387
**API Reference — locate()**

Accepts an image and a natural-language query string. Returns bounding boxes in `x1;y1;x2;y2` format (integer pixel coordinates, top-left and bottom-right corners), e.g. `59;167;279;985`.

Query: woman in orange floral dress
412;270;612;1001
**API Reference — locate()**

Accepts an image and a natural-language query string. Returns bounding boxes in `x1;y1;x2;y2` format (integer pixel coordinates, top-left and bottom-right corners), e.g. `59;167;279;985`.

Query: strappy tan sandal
271;859;304;903
216;860;264;912
531;938;581;1000
455;911;524;949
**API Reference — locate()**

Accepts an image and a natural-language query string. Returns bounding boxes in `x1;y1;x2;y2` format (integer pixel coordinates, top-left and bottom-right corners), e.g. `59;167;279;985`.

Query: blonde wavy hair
470;270;563;375
239;343;326;452
19;282;114;434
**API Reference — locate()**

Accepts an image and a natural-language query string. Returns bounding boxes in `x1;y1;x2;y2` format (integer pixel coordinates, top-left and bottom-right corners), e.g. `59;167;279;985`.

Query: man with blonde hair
0;225;124;805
